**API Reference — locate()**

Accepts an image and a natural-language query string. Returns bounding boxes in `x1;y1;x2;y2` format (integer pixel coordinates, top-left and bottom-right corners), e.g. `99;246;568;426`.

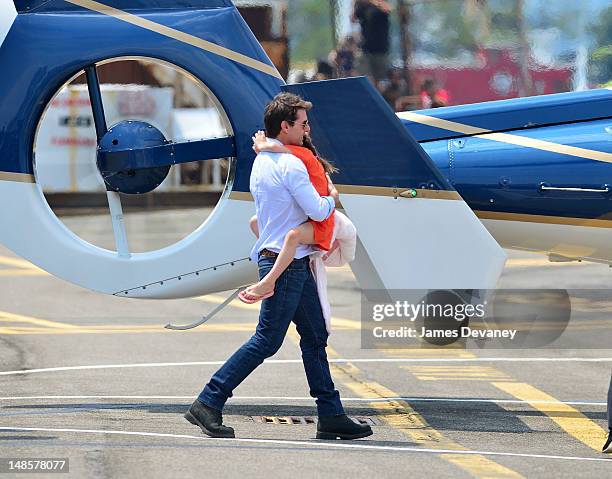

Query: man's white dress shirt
249;139;335;262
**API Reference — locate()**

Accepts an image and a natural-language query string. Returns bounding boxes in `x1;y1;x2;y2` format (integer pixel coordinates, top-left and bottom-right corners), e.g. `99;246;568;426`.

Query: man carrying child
184;92;373;441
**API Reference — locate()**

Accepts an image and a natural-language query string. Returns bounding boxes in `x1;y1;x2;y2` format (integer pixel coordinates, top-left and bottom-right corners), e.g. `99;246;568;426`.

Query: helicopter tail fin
284;77;506;291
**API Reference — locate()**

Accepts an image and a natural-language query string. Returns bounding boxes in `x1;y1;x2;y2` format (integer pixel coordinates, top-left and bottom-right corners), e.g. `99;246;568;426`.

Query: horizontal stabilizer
398;89;612;142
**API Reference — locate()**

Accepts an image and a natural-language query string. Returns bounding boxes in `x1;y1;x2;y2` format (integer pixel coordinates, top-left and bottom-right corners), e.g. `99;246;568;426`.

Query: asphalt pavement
1;208;611;478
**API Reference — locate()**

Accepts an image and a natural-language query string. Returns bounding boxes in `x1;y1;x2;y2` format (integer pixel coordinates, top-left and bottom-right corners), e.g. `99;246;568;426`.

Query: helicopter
0;0;609;310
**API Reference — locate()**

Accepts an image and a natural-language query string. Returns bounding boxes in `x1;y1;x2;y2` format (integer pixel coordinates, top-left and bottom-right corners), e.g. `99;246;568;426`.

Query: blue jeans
198;254;345;417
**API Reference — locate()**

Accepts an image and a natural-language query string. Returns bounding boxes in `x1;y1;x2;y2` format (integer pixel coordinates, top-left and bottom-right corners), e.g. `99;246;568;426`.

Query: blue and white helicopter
0;0;610;307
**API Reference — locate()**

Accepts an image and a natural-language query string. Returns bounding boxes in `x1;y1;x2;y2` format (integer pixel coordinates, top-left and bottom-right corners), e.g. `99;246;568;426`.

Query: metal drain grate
353;417;380;426
255;416;316;425
252;416;380;426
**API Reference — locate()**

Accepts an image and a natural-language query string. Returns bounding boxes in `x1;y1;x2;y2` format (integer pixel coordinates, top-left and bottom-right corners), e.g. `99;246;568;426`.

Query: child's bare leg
249;215;259;238
247;222;315;296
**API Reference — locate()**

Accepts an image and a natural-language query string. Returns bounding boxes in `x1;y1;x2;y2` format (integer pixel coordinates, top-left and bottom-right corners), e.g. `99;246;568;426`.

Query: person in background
352;0;391;88
332;35;358;78
420;78;450;108
603;375;612;453
314;59;334;81
380;67;408;111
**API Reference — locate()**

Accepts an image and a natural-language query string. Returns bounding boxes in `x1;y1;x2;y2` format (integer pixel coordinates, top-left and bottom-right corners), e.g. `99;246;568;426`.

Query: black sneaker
603;430;612;453
316;414;373;440
184;400;235;438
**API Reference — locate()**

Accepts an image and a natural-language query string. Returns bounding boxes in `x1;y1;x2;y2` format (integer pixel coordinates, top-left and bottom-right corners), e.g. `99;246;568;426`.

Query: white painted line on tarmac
0;395;606;406
0;426;609;463
2;357;612;377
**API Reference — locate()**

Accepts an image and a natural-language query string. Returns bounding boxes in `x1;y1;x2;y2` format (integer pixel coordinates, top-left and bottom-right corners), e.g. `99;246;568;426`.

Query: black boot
184;400;235;438
317;414;373;440
603;430;612;453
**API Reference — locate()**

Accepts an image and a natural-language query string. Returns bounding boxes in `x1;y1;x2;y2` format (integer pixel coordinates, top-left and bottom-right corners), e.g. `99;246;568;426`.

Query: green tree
411;0;483;58
287;0;335;65
590;6;612;84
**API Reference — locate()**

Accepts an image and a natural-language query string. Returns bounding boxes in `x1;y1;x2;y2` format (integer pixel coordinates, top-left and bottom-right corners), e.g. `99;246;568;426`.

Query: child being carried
239;131;342;304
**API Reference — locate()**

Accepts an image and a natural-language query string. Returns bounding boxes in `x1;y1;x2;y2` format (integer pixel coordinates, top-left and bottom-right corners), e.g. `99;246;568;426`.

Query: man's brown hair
264;92;312;138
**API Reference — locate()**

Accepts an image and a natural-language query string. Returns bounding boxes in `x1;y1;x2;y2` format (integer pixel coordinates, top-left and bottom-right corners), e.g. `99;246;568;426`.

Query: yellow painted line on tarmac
505;258;585;268
196;294;362;330
0;269;49;277
568;298;612;313
492;382;607;452
0;256;36;268
0;322;261;335
328;353;523;477
283;328;522;478
402;365;513;381
383;348;476;358
502;318;612;329
0;303;261;335
0;256;46;270
194;294;271;312
0;291;361;335
0;327;67;335
402;360;606;452
0;310;78;329
439;454;522;477
85;323;256;332
398;357;607;454
0;256;49;276
509;321;612;332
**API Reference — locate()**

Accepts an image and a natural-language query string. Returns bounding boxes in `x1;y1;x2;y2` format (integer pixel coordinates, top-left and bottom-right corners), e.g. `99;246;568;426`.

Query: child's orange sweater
286;145;335;251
